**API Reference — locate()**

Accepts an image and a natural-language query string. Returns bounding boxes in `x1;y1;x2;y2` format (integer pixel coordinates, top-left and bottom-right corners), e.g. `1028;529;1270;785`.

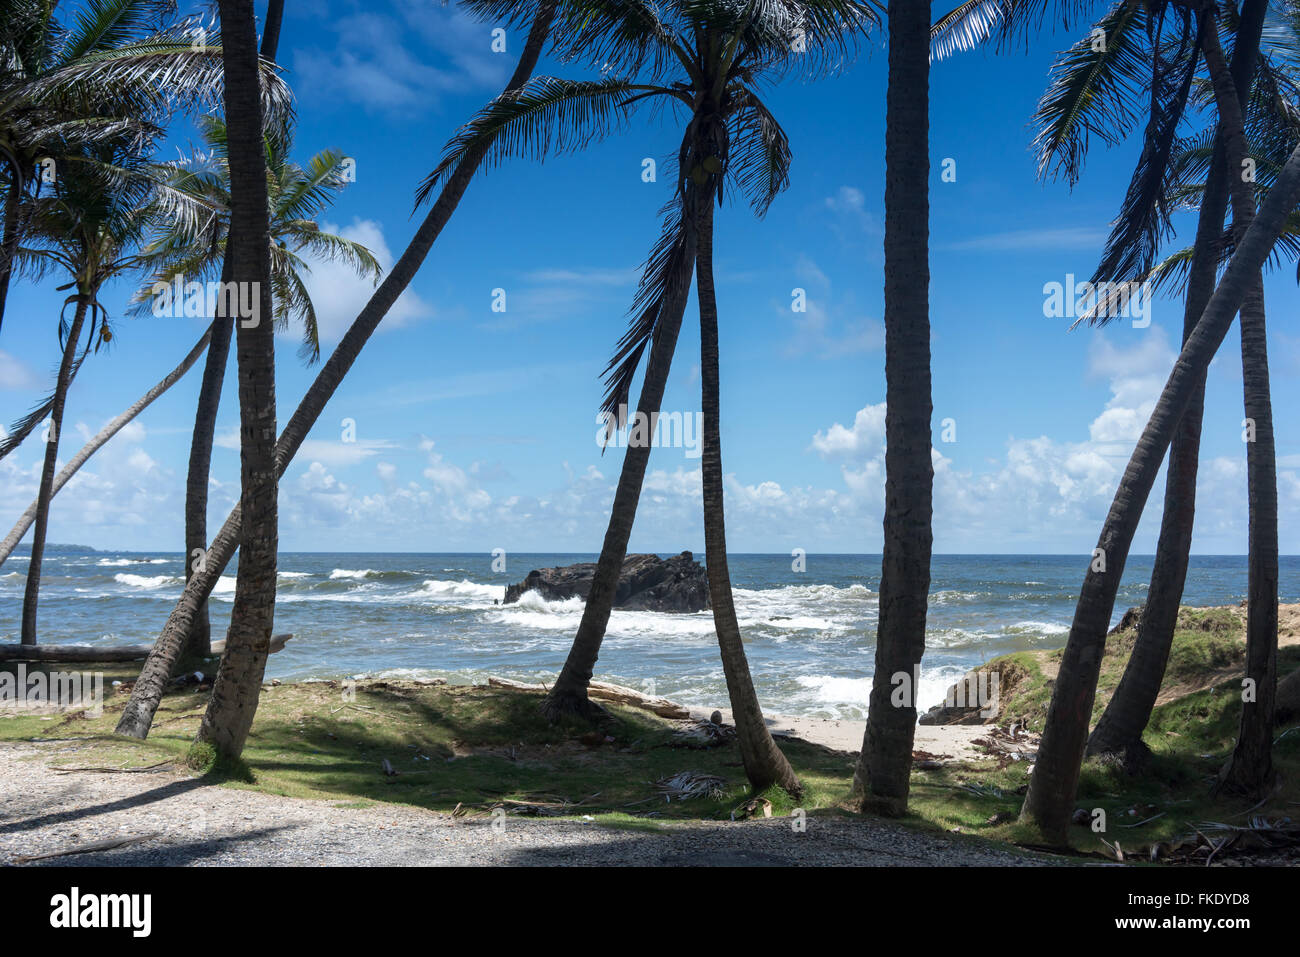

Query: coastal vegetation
3;604;1297;860
0;0;1297;862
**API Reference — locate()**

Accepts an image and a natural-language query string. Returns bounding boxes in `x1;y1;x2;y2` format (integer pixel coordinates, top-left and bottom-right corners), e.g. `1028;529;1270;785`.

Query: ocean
2;552;1296;718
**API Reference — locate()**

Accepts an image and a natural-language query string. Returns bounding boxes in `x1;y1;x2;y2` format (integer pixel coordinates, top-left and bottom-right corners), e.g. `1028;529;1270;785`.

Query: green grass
2;611;1296;861
0;674;861;826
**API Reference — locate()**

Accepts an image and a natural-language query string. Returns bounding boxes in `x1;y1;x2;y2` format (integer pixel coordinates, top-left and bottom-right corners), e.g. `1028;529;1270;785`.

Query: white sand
690;707;991;763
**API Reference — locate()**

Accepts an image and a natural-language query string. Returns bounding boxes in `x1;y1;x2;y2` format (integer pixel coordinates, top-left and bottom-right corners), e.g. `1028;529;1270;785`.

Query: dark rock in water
503;551;710;613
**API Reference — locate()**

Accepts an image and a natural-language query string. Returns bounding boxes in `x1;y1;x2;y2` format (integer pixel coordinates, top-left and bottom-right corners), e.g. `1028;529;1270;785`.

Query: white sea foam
417;579;503;601
113;573;177;589
1006;620;1069;637
329;568;377;580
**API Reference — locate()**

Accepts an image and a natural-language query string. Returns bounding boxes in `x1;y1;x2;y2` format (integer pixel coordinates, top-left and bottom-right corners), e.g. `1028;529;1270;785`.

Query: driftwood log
486;675;691;720
0;633;293;663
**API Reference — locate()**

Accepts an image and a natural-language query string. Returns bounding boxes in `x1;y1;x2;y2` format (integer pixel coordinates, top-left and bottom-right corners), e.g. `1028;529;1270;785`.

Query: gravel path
0;743;1060;866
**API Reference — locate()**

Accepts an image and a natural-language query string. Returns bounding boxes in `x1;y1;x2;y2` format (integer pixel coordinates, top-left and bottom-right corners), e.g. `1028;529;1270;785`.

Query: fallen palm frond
654;770;726;802
1147;816;1300;864
671;718;736;748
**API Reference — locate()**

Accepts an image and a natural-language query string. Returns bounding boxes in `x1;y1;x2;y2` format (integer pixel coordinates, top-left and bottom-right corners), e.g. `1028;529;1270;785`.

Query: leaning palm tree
419;0;876;792
0;0;288;334
935;0;1291;837
116;0;563;742
5;142;162;644
1019;5;1294;837
1086;0;1285;763
131;114;381;660
0;326;213;567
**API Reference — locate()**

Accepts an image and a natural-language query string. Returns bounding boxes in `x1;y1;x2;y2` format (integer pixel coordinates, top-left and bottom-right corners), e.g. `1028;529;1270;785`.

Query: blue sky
1;0;1297;555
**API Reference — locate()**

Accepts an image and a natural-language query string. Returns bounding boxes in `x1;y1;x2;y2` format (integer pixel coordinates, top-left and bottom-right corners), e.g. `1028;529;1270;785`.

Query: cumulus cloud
294;218;434;346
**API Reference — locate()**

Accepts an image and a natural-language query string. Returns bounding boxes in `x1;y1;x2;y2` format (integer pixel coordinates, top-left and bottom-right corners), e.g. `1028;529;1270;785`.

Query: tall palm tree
850;0;932;817
8;142;164;644
0;0;287;333
116;0;562;741
1192;7;1279;798
165;3;292;662
1018;139;1300;842
1088;0;1274;763
443;0;875;734
133;115;380;661
693;129;802;794
935;0;1292;835
1018;3;1286;838
191;0;279;762
421;0;873;793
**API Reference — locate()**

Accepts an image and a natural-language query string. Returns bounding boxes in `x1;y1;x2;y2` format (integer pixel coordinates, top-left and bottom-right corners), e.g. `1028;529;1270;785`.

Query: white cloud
938;226;1108;253
811;404;887;458
291;8;505;113
294;218;434;347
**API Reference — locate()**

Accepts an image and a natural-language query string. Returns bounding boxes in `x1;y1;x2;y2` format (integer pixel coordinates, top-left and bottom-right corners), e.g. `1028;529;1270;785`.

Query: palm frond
1030;0;1151;185
415;76;646;207
728;86;791;215
600;192;692;422
1085;20;1199;314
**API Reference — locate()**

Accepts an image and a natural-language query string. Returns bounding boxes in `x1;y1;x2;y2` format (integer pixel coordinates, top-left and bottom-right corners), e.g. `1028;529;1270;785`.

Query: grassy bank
1;605;1296;860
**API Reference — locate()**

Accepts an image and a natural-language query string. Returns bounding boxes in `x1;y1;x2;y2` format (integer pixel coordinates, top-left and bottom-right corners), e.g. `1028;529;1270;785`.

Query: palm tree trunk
115;0;558;740
181;270;234;663
695;193;800;796
1186;3;1278;799
193;0;279;762
19;297;89;643
1087;0;1268;761
0;325;211;568
260;0;285;58
852;0;933;817
0;172;21;336
1219;273;1277;796
541;223;697;721
179;0;286;666
1019;134;1300;844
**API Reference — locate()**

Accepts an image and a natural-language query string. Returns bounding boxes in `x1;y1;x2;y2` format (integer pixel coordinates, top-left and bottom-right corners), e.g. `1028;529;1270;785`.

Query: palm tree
1192;7;1279;798
191;0;279;763
694;154;802;794
165;2;290;663
115;0;562;741
133;115;380;661
1018;138;1300;841
850;0;932;817
1087;0;1273;763
1017;3;1286;838
422;0;873;792
434;0;875;735
934;0;1292;836
0;0;287;333
8;142;163;644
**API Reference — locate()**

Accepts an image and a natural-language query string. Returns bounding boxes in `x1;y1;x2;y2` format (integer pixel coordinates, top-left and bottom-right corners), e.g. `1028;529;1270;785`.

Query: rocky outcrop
503;551;710;613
